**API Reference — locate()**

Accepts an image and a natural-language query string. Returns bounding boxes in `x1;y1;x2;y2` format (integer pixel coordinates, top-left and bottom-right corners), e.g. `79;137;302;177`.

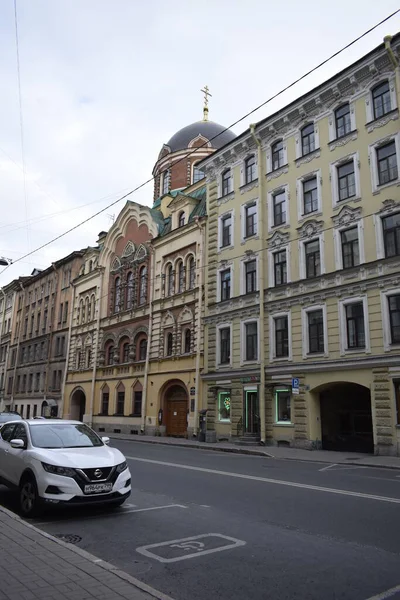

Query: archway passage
320;383;373;453
165;384;188;437
70;389;86;422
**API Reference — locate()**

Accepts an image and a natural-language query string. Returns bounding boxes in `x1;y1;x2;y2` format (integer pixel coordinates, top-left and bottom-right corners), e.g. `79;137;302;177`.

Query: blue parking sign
292;378;299;390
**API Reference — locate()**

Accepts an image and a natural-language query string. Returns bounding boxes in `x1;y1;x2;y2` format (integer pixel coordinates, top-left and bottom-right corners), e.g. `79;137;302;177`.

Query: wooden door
166;400;187;436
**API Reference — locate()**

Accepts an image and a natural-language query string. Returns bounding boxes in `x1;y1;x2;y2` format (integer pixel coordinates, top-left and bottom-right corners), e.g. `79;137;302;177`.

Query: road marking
126;456;400;505
319;463;337;472
319;464;368;472
136;533;246;563
365;583;400;599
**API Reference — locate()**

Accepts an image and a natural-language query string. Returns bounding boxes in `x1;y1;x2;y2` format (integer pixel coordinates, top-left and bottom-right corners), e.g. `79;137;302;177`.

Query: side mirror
10;439;25;449
101;436;110;445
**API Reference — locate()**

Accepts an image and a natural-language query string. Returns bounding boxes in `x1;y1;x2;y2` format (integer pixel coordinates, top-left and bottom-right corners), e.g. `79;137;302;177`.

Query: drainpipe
11;281;25;410
88;267;103;426
193;216;205;437
59;280;76;419
250;124;266;445
384;35;400;108
141;245;155;433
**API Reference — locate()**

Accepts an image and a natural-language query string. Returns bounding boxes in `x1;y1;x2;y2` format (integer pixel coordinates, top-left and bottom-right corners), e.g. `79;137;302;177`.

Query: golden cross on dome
200;85;212;121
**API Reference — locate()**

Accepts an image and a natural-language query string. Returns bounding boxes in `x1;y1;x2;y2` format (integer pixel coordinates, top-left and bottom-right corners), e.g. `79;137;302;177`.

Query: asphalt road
1;440;400;600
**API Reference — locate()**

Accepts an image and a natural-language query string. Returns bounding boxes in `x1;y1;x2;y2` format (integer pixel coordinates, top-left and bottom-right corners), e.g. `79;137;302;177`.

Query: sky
0;0;399;286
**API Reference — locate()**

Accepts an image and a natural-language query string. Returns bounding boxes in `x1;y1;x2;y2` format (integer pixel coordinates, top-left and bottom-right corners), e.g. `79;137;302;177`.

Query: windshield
29;423;104;449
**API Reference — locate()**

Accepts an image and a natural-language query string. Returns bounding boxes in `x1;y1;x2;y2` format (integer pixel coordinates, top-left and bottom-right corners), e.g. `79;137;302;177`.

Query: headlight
41;462;76;477
116;461;127;473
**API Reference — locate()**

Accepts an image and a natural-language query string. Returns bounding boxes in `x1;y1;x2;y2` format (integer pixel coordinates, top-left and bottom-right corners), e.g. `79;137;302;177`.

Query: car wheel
19;475;42;518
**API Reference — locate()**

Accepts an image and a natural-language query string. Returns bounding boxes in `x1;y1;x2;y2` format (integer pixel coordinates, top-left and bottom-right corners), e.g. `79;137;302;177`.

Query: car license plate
84;483;113;494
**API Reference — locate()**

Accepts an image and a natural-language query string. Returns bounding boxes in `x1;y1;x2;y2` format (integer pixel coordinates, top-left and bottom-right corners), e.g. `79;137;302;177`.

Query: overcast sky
0;0;399;285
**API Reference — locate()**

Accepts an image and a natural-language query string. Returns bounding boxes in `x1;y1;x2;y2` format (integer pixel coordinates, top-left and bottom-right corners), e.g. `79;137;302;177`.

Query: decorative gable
296;219;324;239
378;198;400;215
188;134;211;149
268;230;290;249
332;205;362;228
111;257;121;272
162;311;175;328
178;306;193;324
122;241;135;257
134;244;147;262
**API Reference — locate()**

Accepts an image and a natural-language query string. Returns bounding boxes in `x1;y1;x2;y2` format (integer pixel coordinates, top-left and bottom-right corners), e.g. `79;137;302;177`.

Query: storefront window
218;391;231;422
394;380;400;425
275;389;291;423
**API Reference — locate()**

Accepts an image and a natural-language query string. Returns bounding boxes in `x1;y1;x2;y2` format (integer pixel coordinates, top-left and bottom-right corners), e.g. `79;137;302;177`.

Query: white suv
0;420;131;517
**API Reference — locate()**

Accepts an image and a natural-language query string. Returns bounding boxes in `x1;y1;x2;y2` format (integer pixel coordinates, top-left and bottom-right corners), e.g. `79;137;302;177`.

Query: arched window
139;266;147;305
76;351;81;369
301;124;315;156
114;277;121;313
162;170;170;195
372;81;391;119
167;264;174;296
86;348;91;369
88;260;93;273
81;299;85;323
86;297;90;322
271;140;284;170
139;338;147;361
335;104;351;139
166;332;173;356
245;155;256;184
184;329;191;354
90;295;95;321
107;345;114;366
122;342;130;363
193;164;205;183
101;385;109;415
222;169;231;196
178;211;185;227
188;256;195;289
177;261;184;293
126;272;134;309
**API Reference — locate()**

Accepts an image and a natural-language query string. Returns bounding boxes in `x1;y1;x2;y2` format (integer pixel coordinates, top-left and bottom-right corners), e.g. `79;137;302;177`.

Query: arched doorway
164;383;188;437
319;382;373;453
70;389;86;422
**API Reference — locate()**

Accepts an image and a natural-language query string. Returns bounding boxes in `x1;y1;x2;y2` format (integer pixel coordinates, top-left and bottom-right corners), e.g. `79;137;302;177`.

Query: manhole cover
54;534;82;544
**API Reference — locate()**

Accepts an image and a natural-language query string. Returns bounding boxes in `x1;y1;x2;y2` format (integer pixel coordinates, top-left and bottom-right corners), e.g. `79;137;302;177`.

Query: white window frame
365;75;397;123
296;169;322;220
294;122;320;159
240;318;260;365
218;168;233;198
240;198;259;241
268;245;291;288
375;209;400;260
240;254;259;295
333;220;365;271
216;322;233;368
301;304;328;358
369;131;400;194
328;101;356;142
266;138;288;173
240;154;258;187
274;387;293;425
218;209;235;251
217;264;234;302
299;233;325;279
269;311;292;362
330;152;361;208
338;296;370;356
381;288;400;351
267;184;290;231
192;162;205;185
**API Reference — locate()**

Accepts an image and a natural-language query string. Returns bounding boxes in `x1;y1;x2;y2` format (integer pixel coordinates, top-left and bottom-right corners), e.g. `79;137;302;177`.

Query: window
305;239;321;278
301;123;315;155
35;373;40;392
132;391;142;417
22;374;26;392
184;329;191;354
244;203;257;238
33;404;37;417
220;269;231;301
28;374;33;392
303;177;318;214
272;190;286;226
245;322;258;361
372;81;391;119
167;265;174;296
388;295;400;344
273;251;287;286
245;155;256;184
139;338;147;361
126;272;134;309
101;391;109;415
341;227;359;269
122;342;130;363
162;170;169;195
337;161;355;201
86;297;91;322
219;327;230;364
377;142;398;186
188;257;195;289
166;332;173;356
7;377;13;394
221;214;232;247
335;104;351;138
222;170;232;196
272;140;284;170
245;260;257;294
76;350;81;369
116;391;125;415
275;389;291;423
30;314;34;334
114;277;121;313
36;312;41;332
178;211;185;227
16;376;20;393
58;303;63;324
383;214;400;257
346;302;365;349
139;266;147;304
177;262;184;293
275;316;289;358
308;310;324;354
107;345;114;366
218;391;231;422
193;164;205;183
394;381;400;425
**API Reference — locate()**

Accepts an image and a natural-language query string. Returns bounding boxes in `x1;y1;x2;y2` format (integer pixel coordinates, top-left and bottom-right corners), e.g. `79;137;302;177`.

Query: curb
0;504;175;600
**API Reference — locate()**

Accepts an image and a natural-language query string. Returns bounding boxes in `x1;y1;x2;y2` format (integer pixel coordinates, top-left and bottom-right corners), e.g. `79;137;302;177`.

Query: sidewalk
109;433;400;470
0;505;173;600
